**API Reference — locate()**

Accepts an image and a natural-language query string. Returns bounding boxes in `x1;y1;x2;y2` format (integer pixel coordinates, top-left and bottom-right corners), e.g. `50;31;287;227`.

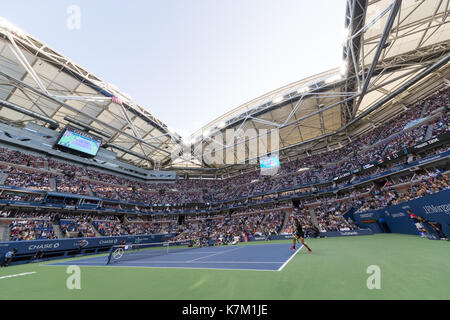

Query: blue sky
2;0;347;139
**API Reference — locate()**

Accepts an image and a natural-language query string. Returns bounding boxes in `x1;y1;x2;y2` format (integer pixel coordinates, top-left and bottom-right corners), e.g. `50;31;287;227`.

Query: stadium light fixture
273;96;284;104
297;87;309;94
218;121;226;129
326;73;342;84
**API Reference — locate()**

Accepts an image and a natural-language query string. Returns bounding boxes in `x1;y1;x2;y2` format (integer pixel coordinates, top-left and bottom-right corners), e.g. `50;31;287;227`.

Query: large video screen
260;155;280;175
56;127;102;156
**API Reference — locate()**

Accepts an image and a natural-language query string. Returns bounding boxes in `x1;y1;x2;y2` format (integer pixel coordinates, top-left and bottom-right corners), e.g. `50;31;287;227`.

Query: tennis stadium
0;0;449;302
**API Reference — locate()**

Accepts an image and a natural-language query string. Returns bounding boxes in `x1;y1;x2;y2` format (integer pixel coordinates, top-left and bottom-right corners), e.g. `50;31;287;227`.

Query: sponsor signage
353;189;450;238
250;229;374;242
0;234;171;255
334;133;449;182
410;132;450;152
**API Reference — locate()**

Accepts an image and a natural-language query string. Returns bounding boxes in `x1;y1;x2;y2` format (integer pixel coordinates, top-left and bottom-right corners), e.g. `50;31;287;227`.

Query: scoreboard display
260;155;280;176
56;127;102;157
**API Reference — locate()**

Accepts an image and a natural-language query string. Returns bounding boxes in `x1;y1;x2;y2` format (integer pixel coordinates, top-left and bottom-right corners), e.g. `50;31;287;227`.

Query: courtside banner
353;189;450;238
318;229;374;237
382;189;450;236
0;233;172;256
250;229;374;241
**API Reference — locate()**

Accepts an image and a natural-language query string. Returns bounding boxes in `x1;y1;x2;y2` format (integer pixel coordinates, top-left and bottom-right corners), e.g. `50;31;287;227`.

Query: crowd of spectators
282;209;315;236
314;202;358;232
0;191;44;202
4;167;52;191
92;220;123;236
0;148;46;168
0;88;447;204
1;210;58;241
59;215;97;238
174;207;290;243
0;168;447;241
357;171;449;213
0;89;449;242
9;220;57;241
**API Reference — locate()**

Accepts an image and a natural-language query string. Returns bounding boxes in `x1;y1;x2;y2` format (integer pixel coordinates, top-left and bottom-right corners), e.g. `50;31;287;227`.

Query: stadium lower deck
1;234;449;300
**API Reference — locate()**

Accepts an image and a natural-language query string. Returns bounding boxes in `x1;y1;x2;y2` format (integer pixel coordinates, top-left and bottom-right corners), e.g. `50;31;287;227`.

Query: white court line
91;261;286;264
44;264;277;272
168;251;218;254
277;245;304;272
46;260;284;265
0;272;37;280
187;246;245;263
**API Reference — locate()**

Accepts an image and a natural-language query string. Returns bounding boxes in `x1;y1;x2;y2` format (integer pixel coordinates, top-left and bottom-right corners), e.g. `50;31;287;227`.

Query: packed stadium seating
0;88;449;243
8;218;57;241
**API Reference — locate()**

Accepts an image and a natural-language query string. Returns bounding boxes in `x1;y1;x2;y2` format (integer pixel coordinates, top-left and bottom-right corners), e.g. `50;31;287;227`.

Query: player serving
291;217;312;253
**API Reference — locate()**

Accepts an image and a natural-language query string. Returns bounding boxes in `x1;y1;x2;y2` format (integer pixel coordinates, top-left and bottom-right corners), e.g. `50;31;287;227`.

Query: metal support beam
0;98;59;129
0;71;171;157
213;53;449;170
104;143;155;167
353;0;402;116
280;53;450;156
64;116;112;139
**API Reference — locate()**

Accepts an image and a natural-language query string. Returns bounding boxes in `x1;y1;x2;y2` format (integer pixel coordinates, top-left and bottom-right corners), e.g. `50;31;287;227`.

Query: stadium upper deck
0;86;448;207
0;0;449;179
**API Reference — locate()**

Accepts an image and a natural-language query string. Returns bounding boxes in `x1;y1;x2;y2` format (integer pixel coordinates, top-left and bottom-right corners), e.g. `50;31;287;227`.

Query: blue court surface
47;243;304;271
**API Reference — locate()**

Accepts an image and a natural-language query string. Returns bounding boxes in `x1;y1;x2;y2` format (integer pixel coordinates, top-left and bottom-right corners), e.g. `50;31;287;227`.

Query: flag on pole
111;96;123;105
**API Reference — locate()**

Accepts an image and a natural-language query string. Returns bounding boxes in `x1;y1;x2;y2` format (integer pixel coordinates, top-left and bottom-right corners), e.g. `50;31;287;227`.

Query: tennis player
291;218;312;253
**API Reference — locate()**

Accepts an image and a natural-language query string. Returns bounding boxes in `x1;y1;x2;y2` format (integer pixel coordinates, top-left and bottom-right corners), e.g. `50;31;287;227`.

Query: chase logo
99;239;118;245
28;243;60;250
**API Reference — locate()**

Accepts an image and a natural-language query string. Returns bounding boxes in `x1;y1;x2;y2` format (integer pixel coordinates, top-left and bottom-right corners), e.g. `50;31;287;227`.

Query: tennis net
106;239;201;265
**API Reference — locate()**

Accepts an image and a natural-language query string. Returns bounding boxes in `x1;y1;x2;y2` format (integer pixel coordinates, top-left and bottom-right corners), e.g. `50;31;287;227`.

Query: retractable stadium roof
0;17;182;170
172;0;450;175
0;0;449;176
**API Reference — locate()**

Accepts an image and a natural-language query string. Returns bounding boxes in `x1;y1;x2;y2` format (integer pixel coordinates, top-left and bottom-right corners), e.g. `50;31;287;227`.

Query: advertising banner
353;189;450;238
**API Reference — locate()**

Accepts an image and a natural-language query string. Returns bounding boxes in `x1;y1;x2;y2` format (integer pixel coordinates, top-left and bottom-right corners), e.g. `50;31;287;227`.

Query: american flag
111;96;123;105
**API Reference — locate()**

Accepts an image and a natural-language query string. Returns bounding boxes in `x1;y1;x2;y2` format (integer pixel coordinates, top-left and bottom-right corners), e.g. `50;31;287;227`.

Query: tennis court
2;235;449;300
47;243;304;271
